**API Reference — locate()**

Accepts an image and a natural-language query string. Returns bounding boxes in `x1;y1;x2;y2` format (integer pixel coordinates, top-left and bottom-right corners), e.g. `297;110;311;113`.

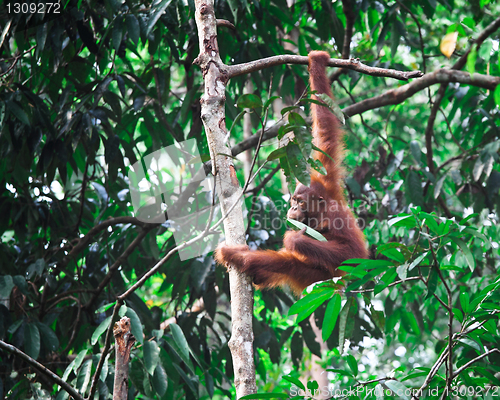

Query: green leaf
25;323;41;359
152;365;168;397
289;287;334;322
112;17;123;52
385;380;410;400
460;292;470;314
91;316;112;345
144;340;160;375
165;337;194;374
450;237;475;271
267;147;287;161
478;39;492;63
0;275;14;300
287;219;327;242
290;331;303;369
96;302;115;314
322;294;342;341
125;307;144;343
405;171;424;207
62;349;88;381
281;105;299;115
370;306;386;331
380;248;405;263
35;23;48;59
462;227;489;245
434;173;447;198
351;259;394;271
375;269;397;295
494;85;500;109
326;368;353;377
293;126;312;157
409;252;428;271
461;17;475;29
76;359;92;395
282;375;305;391
388;214;417;228
228;110;247;135
226;0;239;24
146;0;173;36
425;267;438;299
7;100;30;125
338;298;354;354
396;263;408;281
317;93;345;124
466;45;477;76
346;355;358;376
126;15;140;45
403;310;421;335
288;112;306;126
170;323;190;361
286;143;310;186
237;94;262;109
36;322;59;352
264;96;280;109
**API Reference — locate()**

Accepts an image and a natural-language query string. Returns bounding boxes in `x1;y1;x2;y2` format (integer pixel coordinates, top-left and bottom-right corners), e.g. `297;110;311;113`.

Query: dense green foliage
0;0;499;398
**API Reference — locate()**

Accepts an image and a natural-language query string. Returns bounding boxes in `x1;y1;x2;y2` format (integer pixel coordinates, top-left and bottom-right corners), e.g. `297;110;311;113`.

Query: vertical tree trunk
193;1;257;397
113;317;135;400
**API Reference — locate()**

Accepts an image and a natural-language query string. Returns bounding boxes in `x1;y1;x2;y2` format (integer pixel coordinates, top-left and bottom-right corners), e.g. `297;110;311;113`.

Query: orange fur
215;51;368;294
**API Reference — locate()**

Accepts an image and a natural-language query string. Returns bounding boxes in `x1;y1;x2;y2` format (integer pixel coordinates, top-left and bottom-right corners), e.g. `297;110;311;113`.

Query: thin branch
233;69;500;156
118;230;213;301
329;0;357;83
336;78;393;154
88;301;123;400
343;69;499;117
0;45;36;77
75;157;90;233
57;216;152;273
216;19;235;30
85;227;154;309
341;0;356;60
246;165;281;194
453;16;500;71
424;14;500;195
227;55;423;81
452;348;500;378
395;0;430;100
349;276;421;293
47;289;96;304
0;340;84;400
62;296;82;353
412;348;449;400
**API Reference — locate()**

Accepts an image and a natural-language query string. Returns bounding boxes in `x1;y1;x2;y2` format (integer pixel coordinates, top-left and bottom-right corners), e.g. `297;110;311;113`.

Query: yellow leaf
440;31;458;59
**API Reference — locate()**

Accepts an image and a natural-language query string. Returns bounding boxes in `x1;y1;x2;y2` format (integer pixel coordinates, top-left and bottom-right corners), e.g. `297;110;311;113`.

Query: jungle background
0;0;500;398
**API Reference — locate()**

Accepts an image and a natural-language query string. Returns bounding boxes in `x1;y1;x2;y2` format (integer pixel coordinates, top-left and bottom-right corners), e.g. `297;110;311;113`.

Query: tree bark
193;0;257;397
113;317;135;400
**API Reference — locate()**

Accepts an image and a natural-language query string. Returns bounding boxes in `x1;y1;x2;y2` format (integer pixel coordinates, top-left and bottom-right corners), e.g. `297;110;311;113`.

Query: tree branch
343;69;499;117
227;55;423;81
85;227;154;309
340;0;356;60
329;0;357;83
423;15;500;215
246;165;281;194
57;217;153;273
0;340;84;400
452;348;500;378
233;69;498;167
